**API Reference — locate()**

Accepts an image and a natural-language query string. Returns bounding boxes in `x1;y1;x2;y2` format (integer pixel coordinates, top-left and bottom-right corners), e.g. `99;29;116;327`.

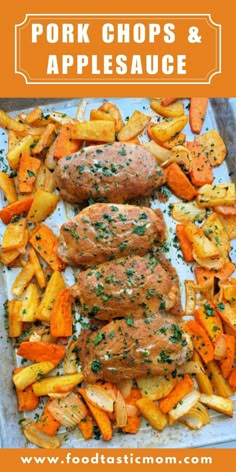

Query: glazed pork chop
54;142;166;204
78;314;193;383
70;255;181;320
57;203;166;267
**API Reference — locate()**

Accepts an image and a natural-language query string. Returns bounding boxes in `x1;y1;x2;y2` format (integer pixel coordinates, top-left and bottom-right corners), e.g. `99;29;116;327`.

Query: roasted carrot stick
18;152;41;193
14;367;39;412
54;124;82;160
176;224;194;262
161;98;178;106
17;341;66;365
219;334;235;378
228;366;236;390
189;98;208;134
29;224;65;272
50;289;73;338
36;402;61;436
185;320;214;364
78;388;112;441
122;389;142;434
194;302;223;343
78;416;94;440
187;141;213;187
0;197;34;224
194;262;235;285
159;375;194;413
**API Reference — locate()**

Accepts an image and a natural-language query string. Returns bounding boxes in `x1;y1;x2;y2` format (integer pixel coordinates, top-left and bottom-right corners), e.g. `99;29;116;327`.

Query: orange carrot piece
78;388;112;441
123;388;140;404
29;224;65;272
194;262;235;285
121;413;141;435
194;267;215;285
185;320;214;364
16;386;39;412
161;98;178;106
122;389;142;434
54;124;82;160
187;141;213;187
219;334;235;378
0;197;34;224
17;341;66;365
176;224;194;262
18;153;41;193
165;163;197;201
36;402;61;436
50;289;73;338
159;375;194;413
14;367;39;411
189;98;208;134
78;416;94;440
228;366;236;390
194;302;223;343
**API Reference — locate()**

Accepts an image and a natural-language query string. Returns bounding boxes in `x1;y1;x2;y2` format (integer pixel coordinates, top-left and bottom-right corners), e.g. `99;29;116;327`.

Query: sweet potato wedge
165;163;198;201
17;341;66;365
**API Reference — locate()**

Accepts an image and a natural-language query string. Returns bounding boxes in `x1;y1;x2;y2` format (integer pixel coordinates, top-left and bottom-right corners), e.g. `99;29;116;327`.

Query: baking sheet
0;98;236;449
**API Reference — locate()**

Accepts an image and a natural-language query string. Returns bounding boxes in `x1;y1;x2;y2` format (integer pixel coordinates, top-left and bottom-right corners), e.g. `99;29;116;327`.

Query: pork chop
78;314;193;383
57;203;166;266
70;255;181;320
54;142;166;204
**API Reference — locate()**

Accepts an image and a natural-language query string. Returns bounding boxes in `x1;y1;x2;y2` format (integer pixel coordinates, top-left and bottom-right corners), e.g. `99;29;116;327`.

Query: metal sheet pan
0;98;236;449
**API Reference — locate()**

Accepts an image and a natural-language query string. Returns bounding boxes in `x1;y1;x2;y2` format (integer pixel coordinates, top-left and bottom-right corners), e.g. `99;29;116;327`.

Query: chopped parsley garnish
217;303;225;311
159;301;166;310
89;305;101;316
169;324;183;343
118;213;127;222
91;360;102;373
158;350;172;364
27;170;35;178
203;304;215;317
93;333;105;346
79;164;85;174
125;317;135;326
132;225;147;236
119;241;128;250
139;212;148;219
70;229;79;242
118;147;127;156
108;330;115;339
